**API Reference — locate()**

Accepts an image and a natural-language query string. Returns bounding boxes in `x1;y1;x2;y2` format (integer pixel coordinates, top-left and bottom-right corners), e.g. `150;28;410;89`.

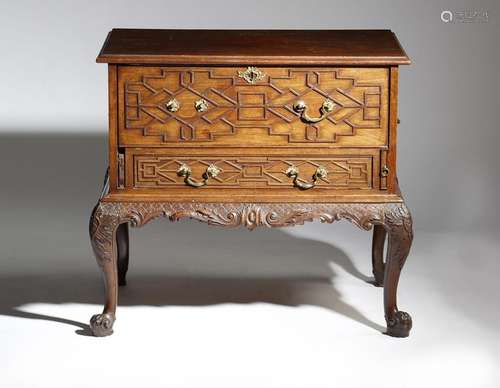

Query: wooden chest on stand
89;29;413;338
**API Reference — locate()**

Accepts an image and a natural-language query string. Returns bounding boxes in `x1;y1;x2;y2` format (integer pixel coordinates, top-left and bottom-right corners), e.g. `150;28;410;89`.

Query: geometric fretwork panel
133;156;373;189
120;67;388;146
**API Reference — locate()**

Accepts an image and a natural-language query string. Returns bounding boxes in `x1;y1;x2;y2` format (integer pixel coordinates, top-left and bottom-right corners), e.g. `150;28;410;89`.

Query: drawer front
124;148;380;192
118;66;389;148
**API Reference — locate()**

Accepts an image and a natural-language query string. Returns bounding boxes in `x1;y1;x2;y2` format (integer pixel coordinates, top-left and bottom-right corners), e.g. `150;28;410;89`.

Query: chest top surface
97;29;410;65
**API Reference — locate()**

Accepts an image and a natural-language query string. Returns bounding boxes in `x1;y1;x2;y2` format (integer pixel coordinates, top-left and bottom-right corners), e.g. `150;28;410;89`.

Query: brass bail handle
285;165;328;190
177;163;222;187
293;99;335;124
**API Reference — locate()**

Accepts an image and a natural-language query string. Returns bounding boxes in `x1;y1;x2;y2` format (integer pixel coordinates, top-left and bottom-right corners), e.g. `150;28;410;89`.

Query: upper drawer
117;66;389;147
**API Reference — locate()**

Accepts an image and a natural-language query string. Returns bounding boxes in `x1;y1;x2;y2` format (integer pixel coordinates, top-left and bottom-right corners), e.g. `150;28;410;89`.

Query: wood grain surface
97;29;410;65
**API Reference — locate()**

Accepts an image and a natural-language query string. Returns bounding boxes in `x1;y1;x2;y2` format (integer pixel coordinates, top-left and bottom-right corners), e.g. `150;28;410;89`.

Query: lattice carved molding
133;156;372;189
122;67;387;144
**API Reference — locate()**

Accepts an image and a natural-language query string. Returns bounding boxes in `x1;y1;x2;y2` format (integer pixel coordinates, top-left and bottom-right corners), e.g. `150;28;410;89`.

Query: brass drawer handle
177;163;222;187
285;165;328;190
165;98;180;112
293;99;335;124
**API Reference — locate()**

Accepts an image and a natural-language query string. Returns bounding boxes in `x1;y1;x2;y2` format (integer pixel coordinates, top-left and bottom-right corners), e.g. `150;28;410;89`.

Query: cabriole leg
372;225;386;287
89;203;120;337
116;223;130;286
383;204;414;337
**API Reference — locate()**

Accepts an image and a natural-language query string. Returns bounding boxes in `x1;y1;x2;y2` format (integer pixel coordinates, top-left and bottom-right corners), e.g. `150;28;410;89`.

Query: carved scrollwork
383;203;413;269
92;201;411;229
89;204;120;267
89;201;411;266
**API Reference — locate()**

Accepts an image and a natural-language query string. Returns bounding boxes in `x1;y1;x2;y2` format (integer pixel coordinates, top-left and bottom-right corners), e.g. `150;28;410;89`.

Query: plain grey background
0;0;499;233
1;1;499;387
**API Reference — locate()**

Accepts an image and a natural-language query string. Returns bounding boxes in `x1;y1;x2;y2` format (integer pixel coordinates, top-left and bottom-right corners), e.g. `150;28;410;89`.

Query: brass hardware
292;99;335;123
177;163;222;187
380;150;388;190
165;98;180;112
381;165;390;177
285;165;328;190
238;66;266;84
194;98;209;112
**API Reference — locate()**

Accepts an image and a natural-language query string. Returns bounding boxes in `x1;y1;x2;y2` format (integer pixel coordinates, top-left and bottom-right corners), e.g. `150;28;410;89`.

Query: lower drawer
124;148;381;193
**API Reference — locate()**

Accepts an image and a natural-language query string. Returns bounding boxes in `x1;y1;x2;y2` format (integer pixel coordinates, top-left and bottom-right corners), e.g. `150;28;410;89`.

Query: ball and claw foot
385;311;412;337
90;313;115;337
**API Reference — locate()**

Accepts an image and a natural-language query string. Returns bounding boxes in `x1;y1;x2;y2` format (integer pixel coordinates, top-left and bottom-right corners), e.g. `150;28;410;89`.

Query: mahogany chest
89;29;413;338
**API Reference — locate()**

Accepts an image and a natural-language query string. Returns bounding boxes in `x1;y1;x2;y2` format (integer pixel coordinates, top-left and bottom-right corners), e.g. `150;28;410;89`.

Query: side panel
388;66;399;193
108;65;119;192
